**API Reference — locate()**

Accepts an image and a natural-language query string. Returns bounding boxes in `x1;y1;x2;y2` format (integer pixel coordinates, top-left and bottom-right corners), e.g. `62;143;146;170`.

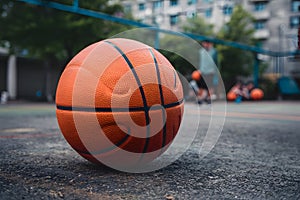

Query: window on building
170;15;179;25
153;1;163;9
124;4;132;13
205;8;212;18
290;16;300;28
223;6;233;16
170;0;178;7
187;0;197;5
138;3;146;11
254;20;266;30
187;10;197;18
292;0;300;12
254;2;267;11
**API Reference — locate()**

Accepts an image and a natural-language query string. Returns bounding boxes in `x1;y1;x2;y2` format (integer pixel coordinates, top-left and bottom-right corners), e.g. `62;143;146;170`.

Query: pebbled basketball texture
56;38;184;165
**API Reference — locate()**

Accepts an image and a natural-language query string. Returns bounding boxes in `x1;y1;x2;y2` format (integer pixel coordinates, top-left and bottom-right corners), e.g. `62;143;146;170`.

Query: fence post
7;55;17;100
73;0;78;9
253;53;259;88
154;27;160;50
298;26;300;51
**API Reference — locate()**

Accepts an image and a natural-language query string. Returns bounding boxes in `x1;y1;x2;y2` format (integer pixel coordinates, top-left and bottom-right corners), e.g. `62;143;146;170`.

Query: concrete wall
16;57;61;101
0;55;8;92
0;55;61;101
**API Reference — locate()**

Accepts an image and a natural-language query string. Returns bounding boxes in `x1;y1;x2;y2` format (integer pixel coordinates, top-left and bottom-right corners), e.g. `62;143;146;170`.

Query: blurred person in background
241;81;255;100
199;41;218;101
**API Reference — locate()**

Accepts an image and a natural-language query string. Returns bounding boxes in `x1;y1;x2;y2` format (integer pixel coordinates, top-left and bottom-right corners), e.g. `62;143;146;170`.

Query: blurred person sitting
199;41;218;101
190;70;210;104
227;81;243;103
241;81;255;100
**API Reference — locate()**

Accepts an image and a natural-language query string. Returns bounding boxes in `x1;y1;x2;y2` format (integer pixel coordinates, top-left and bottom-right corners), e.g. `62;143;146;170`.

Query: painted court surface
0;101;299;199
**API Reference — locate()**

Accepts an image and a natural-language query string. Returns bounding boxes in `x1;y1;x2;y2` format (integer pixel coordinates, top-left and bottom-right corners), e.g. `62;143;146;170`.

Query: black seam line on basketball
104;40;151;154
73;127;131;156
149;48;167;149
56;99;183;112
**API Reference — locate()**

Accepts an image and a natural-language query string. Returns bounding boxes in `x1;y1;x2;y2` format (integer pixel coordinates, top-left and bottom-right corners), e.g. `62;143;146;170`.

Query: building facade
119;0;300;76
0;52;60;101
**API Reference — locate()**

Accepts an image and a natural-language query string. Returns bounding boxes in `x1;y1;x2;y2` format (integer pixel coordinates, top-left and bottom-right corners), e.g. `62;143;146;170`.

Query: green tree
0;0;127;61
0;0;129;100
217;5;256;89
182;16;214;36
159;34;200;77
158;17;214;77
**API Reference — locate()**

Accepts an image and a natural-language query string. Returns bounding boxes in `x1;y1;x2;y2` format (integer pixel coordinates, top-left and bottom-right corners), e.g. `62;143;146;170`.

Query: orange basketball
227;92;237;101
192;70;201;81
55;38;184;167
250;88;264;100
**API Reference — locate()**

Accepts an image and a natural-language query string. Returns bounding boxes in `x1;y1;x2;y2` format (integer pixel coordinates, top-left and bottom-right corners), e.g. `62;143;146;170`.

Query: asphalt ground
0;101;299;199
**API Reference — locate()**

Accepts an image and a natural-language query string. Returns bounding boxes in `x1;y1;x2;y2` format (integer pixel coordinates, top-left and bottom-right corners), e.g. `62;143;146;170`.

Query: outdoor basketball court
0;101;299;199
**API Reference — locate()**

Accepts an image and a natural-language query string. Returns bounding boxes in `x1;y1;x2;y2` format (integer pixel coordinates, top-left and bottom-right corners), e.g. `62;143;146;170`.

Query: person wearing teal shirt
199;41;218;101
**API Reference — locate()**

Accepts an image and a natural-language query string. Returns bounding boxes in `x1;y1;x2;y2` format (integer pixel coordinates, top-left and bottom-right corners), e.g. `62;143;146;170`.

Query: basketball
250;88;264;100
55;38;184;167
227;92;237;101
192;70;201;81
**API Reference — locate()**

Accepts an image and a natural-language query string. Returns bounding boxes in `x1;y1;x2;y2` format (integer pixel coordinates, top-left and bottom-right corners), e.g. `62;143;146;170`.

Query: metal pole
7;55;17;99
73;0;78;9
154;26;160;49
298;26;300;51
279;27;285;75
152;2;160;50
253;54;259;88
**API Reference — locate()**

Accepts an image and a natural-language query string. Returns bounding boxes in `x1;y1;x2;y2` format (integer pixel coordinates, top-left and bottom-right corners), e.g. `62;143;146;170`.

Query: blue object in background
235;95;242;103
278;76;300;95
36;90;42;98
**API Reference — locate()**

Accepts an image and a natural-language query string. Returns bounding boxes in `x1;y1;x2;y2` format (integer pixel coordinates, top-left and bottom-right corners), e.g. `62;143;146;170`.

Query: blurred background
0;0;299;102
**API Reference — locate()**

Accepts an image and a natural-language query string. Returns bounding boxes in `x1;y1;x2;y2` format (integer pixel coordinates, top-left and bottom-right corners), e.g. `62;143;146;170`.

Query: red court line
189;110;300;122
0;132;59;139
